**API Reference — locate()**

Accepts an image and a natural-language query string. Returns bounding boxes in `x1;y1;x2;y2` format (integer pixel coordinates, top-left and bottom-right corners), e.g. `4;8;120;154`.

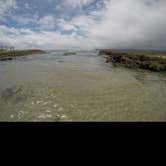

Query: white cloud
0;0;17;16
0;0;17;23
0;25;93;49
58;19;77;31
92;0;166;50
69;0;166;50
64;0;93;8
38;15;56;30
1;0;166;50
24;3;32;10
11;14;39;25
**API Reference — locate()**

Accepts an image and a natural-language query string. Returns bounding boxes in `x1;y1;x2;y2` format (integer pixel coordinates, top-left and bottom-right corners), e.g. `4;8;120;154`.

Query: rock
53;104;58;108
63;52;76;56
0;86;27;104
46;114;52;118
10;115;14;119
61;115;68;119
36;101;43;104
45;110;51;113
58;107;63;111
38;113;53;119
31;102;35;105
99;50;166;72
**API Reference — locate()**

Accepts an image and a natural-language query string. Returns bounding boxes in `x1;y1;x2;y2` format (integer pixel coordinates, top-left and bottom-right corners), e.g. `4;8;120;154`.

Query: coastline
99;49;166;72
0;50;47;61
1;48;166;72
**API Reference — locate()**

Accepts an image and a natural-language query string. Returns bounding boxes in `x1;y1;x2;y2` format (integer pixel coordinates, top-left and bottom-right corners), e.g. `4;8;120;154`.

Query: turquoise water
0;51;166;121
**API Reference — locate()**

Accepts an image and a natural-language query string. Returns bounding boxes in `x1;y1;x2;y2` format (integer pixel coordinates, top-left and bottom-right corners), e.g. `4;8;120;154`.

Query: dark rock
0;86;27;104
99;50;166;72
63;52;76;56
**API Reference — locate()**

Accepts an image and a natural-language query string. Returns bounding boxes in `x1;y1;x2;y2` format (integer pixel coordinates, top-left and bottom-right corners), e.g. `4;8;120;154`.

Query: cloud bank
0;0;166;50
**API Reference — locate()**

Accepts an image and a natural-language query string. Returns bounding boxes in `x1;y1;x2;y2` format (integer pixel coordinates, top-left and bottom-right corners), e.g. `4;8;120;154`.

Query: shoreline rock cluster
0;50;46;61
99;49;166;72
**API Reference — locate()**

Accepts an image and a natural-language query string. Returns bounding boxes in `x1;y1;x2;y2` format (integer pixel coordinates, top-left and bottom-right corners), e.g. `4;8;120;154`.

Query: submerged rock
99;50;166;72
63;52;77;56
53;104;58;108
38;113;53;119
0;85;29;104
10;115;15;119
45;110;51;113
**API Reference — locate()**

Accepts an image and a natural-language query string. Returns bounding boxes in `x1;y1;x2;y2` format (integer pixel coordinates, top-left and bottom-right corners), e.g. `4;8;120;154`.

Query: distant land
96;48;166;54
1;47;166;72
99;49;166;72
0;49;46;61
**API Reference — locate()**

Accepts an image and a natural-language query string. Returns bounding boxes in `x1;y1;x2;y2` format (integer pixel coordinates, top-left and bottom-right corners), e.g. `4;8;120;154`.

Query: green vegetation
0;49;46;61
99;50;166;72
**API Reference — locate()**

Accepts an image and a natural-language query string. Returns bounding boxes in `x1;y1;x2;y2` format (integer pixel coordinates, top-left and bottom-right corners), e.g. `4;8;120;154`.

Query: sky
0;0;166;50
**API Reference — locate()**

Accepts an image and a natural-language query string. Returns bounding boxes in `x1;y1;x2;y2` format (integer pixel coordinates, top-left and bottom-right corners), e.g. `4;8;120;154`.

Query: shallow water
0;50;166;121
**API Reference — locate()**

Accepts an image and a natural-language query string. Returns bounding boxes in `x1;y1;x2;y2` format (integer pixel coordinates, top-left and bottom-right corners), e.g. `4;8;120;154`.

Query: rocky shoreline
99;49;166;72
0;50;46;61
